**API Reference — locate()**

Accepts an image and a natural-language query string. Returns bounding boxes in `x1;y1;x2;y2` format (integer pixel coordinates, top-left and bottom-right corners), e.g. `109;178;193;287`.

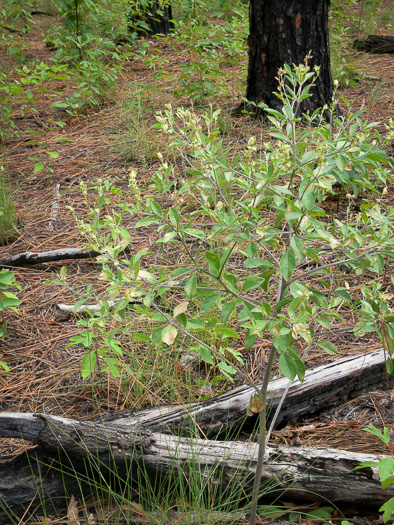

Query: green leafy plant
356;0;384;38
0;269;21;370
49;0;103;60
0;71;25;139
356;424;394;523
0;0;35;34
172;21;231;102
69;61;394;523
0;162;18;244
17;62;72;182
65;178;141;379
40;0;131;113
63;57;121;112
143;66;394;524
45;0;131;62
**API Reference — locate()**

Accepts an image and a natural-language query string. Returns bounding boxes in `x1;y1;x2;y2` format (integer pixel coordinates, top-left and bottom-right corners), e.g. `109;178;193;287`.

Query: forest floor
0;2;393;524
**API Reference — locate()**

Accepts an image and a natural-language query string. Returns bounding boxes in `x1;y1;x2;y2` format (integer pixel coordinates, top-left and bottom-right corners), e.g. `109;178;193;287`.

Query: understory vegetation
0;0;393;523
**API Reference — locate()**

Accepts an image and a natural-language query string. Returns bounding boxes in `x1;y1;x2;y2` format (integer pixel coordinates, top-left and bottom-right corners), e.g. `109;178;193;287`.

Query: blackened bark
245;0;334;116
353;35;394;54
128;1;174;36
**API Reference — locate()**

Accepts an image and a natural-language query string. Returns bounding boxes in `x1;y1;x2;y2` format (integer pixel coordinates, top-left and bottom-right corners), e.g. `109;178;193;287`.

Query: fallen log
0;412;392;519
353;35;394;54
106;348;393;436
0;245;134;268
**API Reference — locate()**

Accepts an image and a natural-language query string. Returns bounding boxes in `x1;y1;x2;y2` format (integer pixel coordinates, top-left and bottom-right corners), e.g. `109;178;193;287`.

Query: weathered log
107;347;393;435
0;412;392;518
353;35;394;54
0;245;134;268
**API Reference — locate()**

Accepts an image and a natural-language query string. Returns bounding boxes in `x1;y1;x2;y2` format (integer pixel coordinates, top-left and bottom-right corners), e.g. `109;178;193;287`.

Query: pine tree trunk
128;0;174;36
245;0;334;116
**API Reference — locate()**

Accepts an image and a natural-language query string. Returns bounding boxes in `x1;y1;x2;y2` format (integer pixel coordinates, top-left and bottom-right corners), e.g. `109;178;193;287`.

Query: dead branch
0;245;134;268
106;347;393;435
0;411;392;518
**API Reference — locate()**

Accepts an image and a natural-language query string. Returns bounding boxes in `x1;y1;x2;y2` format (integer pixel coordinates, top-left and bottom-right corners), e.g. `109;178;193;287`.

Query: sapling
0;269;21;370
70;62;394;523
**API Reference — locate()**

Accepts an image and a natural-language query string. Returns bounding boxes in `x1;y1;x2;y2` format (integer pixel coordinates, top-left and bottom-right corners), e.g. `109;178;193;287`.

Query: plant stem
357;0;364;41
249;345;277;525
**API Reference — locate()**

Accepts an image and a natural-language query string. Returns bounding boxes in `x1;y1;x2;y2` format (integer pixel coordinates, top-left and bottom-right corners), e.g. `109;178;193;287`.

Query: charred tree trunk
128;0;174;36
245;0;334;116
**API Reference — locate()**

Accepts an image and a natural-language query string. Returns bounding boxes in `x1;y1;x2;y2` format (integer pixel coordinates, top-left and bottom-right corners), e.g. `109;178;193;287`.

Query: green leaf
55;137;74;142
0;270;17;287
317;341;338;355
310;288;328;308
242;275;264;292
278;352;297;381
273;333;291;353
0;322;7;338
51;101;69;108
135;217;159;228
1;296;21;308
280;250;296;281
81;331;96;347
245;330;256;351
378;458;394;483
105;357;120;378
184;274;197;299
48;151;59;159
184;228;206;239
201;294;220;312
0;360;9;371
244;258;274;269
316;316;331;329
362;424;390;444
73;297;88;313
382;479;394;490
222;272;238;292
301;150;315;165
206;252;220;276
187;318;205;330
380;496;394;523
216;327;239;339
290;236;306;262
34;161;44;173
335;288;352;302
218;361;237;376
222;300;236;323
199;346;213;365
336;154;347;171
81;351;96;378
306;507;333;520
356;460;378;471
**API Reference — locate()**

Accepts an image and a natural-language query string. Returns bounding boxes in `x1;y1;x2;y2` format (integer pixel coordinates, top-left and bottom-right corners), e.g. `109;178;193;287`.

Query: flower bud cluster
384;118;394;143
268;141;293;171
79;180;88;198
128;169;142;203
315;141;329;167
